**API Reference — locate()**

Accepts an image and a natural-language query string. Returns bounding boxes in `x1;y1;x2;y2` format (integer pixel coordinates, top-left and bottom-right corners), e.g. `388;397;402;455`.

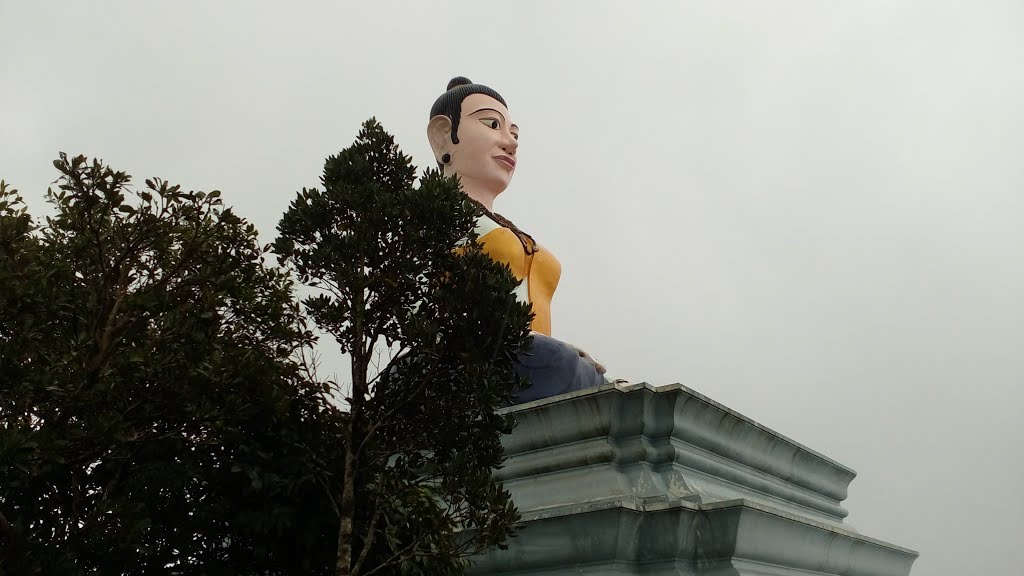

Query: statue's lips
493;155;516;169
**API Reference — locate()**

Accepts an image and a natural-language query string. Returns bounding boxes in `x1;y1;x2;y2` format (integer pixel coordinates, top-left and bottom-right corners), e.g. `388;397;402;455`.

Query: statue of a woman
428;77;607;403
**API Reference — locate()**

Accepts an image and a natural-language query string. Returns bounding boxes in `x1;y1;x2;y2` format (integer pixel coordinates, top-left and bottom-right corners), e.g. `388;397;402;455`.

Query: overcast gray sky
2;1;1022;574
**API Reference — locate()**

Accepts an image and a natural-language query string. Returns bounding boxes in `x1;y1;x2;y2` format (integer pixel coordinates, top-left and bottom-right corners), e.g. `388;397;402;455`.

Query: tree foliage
0;156;344;575
1;122;532;575
275;119;532;576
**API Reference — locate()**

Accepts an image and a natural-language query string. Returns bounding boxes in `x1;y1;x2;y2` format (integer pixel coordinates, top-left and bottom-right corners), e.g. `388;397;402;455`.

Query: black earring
441;153;451;164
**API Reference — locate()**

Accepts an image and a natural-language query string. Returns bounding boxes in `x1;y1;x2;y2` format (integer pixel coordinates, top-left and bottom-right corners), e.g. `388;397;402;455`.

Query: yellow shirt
474;215;561;336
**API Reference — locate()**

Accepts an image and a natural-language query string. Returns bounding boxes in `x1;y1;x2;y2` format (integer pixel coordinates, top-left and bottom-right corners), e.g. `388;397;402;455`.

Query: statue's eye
481;118;500;130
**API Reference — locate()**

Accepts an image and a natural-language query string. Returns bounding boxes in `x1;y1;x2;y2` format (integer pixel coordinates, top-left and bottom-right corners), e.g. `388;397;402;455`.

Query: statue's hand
573;346;606;375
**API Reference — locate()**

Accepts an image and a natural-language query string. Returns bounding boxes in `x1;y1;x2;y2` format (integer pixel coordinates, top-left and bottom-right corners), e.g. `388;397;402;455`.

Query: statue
428;77;608;403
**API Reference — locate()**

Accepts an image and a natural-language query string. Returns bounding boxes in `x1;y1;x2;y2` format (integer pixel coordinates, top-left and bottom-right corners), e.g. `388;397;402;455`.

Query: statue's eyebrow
468;107;507;123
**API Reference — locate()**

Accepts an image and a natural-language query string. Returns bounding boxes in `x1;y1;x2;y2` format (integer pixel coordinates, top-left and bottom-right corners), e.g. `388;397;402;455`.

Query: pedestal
470;383;917;575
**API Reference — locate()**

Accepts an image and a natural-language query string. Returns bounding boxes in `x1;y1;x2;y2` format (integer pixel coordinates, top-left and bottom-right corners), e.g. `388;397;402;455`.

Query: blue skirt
513;333;607;404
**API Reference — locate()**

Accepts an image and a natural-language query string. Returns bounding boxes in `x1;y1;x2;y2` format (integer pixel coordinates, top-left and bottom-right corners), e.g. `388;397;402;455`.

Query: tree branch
359;531;432;576
0;507;11;536
357;363;436;458
350;488;384;576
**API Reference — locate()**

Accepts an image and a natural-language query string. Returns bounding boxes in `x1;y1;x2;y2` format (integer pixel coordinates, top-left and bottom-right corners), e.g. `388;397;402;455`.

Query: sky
2;1;1022;574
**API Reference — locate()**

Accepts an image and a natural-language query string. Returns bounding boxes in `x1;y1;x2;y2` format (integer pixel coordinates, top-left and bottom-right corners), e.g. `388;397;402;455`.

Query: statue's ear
427;114;453;159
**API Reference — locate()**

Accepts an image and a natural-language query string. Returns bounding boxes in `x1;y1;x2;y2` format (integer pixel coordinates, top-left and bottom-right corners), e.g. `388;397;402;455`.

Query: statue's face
447;93;519;194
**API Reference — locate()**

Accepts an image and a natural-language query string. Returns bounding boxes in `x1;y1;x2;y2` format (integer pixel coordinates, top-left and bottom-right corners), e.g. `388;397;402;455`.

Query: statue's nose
503;133;518;155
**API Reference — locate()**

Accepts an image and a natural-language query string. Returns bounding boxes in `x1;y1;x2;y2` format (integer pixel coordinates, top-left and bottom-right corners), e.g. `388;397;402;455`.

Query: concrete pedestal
470;383;917;575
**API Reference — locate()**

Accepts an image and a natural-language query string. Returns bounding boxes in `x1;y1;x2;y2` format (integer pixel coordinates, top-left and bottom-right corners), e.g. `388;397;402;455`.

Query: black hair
429;76;507;145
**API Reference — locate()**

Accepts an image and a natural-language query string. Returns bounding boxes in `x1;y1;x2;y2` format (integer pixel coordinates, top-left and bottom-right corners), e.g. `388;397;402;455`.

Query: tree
0;156;345;575
275;118;532;576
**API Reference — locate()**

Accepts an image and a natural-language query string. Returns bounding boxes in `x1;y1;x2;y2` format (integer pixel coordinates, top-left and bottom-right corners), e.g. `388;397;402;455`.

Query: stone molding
471;497;918;575
473;383;917;575
496;382;857;523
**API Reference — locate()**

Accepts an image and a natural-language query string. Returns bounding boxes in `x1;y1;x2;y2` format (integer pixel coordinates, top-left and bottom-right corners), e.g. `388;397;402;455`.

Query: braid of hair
471;200;539;255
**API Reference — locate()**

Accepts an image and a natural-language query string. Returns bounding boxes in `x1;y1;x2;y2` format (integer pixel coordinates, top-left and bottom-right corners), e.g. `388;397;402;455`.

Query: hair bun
446;76;473;91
